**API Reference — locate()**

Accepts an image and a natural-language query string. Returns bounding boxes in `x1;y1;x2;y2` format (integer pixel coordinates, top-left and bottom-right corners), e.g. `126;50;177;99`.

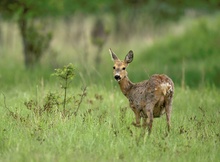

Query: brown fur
109;49;174;134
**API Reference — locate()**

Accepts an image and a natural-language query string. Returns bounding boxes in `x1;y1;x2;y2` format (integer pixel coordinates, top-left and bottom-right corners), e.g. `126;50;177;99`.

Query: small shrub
3;63;87;128
52;63;76;116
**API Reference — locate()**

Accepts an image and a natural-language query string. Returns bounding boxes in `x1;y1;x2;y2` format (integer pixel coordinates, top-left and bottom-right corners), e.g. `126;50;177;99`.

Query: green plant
52;63;75;116
2;63;87;127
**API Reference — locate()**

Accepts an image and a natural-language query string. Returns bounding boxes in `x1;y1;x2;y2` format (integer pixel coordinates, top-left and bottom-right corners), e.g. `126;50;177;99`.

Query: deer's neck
118;76;134;97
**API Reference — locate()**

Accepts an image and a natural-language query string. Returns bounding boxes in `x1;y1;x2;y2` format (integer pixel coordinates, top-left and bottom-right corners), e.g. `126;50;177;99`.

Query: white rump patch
160;83;172;95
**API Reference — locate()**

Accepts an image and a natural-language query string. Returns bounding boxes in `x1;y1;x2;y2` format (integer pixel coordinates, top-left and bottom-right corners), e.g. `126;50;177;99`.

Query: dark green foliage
0;0;63;19
0;0;59;67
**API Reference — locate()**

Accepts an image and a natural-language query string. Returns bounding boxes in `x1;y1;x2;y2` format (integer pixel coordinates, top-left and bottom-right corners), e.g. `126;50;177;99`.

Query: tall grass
0;83;220;162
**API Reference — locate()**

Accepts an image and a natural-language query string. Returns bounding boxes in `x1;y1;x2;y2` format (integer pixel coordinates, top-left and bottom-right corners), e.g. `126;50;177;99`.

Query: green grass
0;76;220;162
0;13;220;162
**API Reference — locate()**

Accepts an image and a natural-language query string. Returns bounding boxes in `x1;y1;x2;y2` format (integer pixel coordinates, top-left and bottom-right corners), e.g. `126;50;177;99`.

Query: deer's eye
122;67;126;70
113;66;115;69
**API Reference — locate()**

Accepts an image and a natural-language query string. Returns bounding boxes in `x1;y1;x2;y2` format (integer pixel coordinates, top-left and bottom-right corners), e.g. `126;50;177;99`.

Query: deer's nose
114;75;121;81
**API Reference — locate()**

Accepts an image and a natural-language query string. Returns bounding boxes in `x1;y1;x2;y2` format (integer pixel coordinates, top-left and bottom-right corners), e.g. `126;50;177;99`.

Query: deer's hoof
132;122;141;127
142;123;147;128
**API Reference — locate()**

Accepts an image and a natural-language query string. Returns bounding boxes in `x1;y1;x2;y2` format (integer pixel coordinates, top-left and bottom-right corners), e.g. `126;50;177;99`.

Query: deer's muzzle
114;75;121;81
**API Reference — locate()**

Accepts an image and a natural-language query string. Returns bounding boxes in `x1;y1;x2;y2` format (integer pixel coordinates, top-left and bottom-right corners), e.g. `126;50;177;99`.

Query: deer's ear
109;48;118;61
124;50;133;64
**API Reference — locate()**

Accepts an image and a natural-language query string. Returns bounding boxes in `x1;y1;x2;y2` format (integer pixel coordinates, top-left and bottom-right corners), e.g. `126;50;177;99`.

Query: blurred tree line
0;0;219;68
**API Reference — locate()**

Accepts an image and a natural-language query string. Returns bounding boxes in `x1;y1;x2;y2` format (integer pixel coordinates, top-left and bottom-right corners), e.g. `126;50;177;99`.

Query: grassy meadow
0;13;220;162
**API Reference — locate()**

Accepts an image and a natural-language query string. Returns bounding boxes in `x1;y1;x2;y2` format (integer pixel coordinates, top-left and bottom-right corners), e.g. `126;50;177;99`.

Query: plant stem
63;76;68;116
74;86;87;116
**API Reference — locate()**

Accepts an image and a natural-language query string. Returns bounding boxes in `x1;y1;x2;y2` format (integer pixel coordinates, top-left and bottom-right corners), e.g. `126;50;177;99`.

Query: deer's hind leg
143;102;155;135
165;99;173;132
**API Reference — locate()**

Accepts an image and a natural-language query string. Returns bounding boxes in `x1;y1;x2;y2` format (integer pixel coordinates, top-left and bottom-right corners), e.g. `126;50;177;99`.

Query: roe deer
109;49;174;134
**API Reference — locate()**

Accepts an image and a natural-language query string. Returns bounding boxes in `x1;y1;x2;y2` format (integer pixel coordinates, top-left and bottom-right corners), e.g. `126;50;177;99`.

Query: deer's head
109;48;133;82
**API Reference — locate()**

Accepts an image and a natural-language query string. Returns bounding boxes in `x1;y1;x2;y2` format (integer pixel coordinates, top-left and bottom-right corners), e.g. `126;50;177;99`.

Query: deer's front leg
131;106;141;127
